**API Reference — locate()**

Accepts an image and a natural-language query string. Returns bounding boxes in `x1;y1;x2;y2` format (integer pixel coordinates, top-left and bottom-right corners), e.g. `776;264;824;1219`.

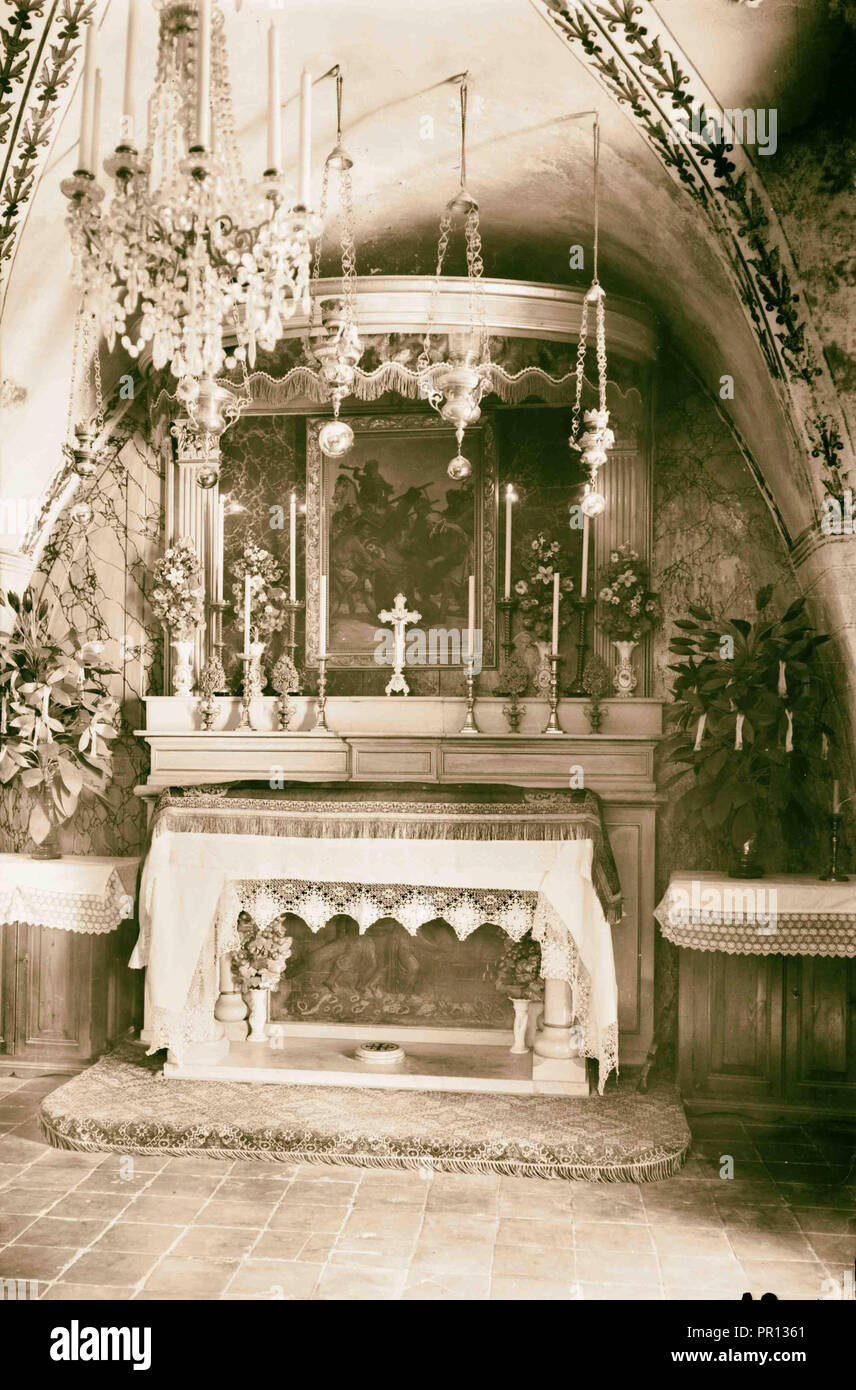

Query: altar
132;783;623;1096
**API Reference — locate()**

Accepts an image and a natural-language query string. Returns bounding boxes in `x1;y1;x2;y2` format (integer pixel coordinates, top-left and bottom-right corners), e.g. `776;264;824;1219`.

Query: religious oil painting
305;413;497;667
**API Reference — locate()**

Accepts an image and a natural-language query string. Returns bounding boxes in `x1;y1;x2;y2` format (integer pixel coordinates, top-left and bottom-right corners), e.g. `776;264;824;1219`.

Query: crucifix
378;592;421;696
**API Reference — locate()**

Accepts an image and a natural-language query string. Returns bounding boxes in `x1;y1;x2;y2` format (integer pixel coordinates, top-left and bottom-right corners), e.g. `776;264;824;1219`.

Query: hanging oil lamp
417;74;492;480
571;115;613;517
307;67;363;458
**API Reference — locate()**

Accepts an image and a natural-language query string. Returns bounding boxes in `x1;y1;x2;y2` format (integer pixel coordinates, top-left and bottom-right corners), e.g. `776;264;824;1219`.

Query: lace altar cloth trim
655;874;856;957
214;879;618;1090
152;787;623;927
0;856;137;935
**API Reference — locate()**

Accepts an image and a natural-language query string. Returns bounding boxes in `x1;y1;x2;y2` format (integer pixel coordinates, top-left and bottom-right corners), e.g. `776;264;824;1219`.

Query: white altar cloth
0;854;138;934
134;831;619;1088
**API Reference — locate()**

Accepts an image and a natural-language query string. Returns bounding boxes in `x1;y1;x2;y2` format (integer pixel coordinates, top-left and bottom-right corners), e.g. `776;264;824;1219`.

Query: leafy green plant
661;586;833;858
0;589;118;845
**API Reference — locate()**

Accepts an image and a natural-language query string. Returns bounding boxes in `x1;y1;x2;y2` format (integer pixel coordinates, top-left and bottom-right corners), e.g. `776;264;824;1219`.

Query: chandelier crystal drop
306;68;363;458
61;1;321;398
417;75;492;479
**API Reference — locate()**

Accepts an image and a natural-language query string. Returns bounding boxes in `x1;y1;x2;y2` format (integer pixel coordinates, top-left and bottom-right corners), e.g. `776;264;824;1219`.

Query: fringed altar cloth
132;784;623;1090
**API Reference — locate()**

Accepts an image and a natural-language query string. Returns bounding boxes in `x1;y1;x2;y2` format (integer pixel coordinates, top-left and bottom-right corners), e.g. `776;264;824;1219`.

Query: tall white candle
91;69;102;178
267;23;281;171
551;571;560;655
298;68;312;206
122;0;137;143
243;573;251;654
289;492;297;601
580;512;590;598
504;485;514;599
833;779;841;815
78;23;96;171
196;0;212;149
467;574;475;662
215;495;224;604
319;574;327;658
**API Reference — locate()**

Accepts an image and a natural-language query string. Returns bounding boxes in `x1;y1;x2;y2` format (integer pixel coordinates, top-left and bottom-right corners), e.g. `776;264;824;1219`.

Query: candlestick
238;654;253;729
467;573;475;662
460;657;480;734
215;495;224;604
298;68;312;206
551;572;560;656
78;23;96;171
243;574;251;655
544;654;563;735
319;574;327;658
833;779;841;815
312;656;331;733
122;0;137;143
267;23;281;171
566;595;595;698
580;512;590;599
289;492;297;601
504;485;515;599
196;0;212;149
820;813;849;882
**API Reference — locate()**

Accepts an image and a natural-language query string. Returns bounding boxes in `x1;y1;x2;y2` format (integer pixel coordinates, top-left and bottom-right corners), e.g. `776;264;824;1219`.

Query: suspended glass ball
447;451;472;481
176;375;200;406
196;463;220;489
70;502;92;526
581;484;606;517
318;418;354;458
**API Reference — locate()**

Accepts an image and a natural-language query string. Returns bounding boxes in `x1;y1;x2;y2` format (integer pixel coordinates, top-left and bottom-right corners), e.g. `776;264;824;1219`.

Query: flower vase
612;640;638;698
510;997;530;1055
246;988;269;1043
29;805;63;860
171;638;195;697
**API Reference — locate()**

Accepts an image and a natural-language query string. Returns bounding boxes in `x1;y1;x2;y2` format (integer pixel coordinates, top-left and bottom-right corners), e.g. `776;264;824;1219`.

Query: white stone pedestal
532;979;590;1096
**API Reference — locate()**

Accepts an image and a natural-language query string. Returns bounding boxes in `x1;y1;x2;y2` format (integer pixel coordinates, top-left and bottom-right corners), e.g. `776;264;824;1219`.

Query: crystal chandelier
417;75;491;481
570;115;613;519
61;1;321;413
306;68;363;459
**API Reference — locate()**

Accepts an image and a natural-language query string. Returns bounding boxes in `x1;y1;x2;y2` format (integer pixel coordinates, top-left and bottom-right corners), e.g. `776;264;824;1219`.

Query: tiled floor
0;1069;853;1300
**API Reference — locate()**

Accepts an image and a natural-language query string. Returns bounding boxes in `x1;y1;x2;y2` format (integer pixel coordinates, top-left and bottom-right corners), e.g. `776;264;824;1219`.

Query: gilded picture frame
305;413;497;669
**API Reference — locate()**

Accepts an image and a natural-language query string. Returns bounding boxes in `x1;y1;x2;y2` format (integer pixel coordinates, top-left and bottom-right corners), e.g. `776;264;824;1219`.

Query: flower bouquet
231;543;287;644
0;588;119;853
494;931;544;1001
232;912;294;1043
597;543;662;642
514;533;575;641
150;538;205;696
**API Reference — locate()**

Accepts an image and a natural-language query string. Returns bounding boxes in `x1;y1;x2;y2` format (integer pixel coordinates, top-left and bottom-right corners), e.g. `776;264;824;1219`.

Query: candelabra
496;596;528;733
820;813;849;882
271;599;304;730
312;657;331;733
544;655;564;735
460;657;480;734
566;596;595;697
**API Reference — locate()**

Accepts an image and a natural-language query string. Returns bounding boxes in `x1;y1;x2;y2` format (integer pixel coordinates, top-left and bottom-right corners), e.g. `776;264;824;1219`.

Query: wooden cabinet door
678;950;784;1101
13;922;91;1064
784;956;856;1110
0;922;15;1056
603;806;655;1067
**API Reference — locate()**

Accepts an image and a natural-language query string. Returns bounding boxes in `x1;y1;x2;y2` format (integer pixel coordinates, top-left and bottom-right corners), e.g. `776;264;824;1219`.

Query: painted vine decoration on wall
0;0;93;279
538;0;851;489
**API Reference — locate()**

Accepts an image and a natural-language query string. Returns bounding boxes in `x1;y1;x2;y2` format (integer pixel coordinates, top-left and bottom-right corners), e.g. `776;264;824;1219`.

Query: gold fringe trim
39;1115;688;1183
219;362;581;409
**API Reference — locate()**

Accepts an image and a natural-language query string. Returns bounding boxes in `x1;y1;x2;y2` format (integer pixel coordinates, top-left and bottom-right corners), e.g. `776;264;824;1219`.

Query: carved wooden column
170;420;221;679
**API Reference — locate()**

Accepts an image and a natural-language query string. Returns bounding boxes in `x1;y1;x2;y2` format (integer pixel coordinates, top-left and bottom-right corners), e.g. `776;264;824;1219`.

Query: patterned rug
40;1044;690;1182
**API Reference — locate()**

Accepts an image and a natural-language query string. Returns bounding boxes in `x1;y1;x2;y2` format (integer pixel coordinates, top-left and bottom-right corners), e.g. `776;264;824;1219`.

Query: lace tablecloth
0;854;139;935
655;872;856;957
133;785;622;1088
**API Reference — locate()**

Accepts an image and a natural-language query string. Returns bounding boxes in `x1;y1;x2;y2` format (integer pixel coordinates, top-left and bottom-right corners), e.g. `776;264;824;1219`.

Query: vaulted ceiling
0;0;849;551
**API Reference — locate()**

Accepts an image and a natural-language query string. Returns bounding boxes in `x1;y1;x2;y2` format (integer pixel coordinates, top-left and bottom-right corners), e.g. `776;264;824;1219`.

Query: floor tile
10;1216;106;1247
650;1226;733;1258
58;1249;157;1285
91;1223;181;1255
495;1216;574;1248
491;1245;574;1281
658;1254;747;1294
196;1198;279;1228
168;1225;258;1261
726;1228;817;1262
739;1258;829;1300
409;1239;494;1277
0;1245;78;1280
403;1273;490;1300
489;1276;582;1300
124;1195;209;1224
578;1281;663;1300
574;1221;655;1254
791;1206;856;1235
804;1233;856;1267
42;1283;133;1301
141;1255;236;1295
315;1264;405;1300
575;1250;660;1285
224;1259;322;1299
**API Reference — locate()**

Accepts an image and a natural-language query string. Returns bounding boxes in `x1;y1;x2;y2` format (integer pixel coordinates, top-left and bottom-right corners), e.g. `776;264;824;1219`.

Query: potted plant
596;542;662;696
0;589;118;857
149;538;205;695
661;586;832;876
231;912;294;1043
494;931;544;1054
